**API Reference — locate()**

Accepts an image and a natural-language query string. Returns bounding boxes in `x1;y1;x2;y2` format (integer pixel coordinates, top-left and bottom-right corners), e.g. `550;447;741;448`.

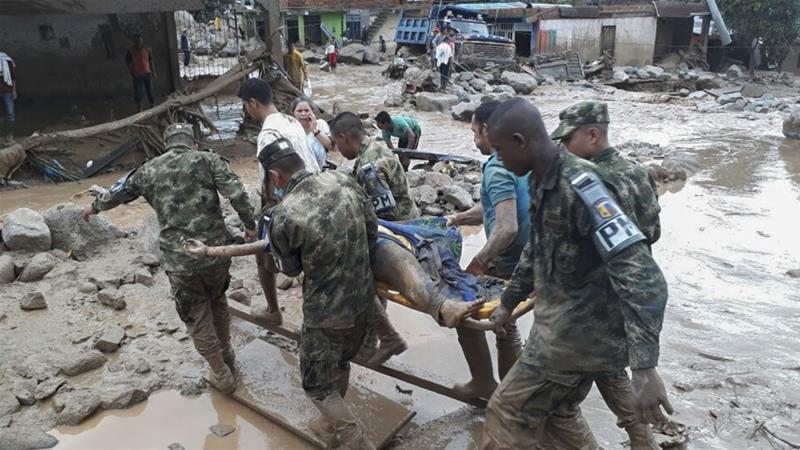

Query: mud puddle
50;390;313;450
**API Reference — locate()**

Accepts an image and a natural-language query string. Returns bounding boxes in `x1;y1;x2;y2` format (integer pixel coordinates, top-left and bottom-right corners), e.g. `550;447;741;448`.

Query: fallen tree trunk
0;45;268;180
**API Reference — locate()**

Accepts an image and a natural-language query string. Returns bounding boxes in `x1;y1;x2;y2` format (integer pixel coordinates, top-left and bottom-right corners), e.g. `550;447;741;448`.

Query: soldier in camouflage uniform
548;101;663;449
83;123;256;395
262;139;376;450
330;111;418;367
480;99;673;449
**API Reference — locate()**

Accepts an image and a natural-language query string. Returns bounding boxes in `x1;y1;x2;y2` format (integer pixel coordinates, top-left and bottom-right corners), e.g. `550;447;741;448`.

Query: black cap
258;138;297;170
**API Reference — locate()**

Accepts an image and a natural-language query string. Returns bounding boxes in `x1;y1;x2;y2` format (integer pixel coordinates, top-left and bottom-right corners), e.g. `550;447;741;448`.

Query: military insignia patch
595;200;618;219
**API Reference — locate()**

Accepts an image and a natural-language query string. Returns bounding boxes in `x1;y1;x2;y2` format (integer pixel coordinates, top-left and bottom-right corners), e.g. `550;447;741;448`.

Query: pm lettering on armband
372;192;396;212
595;214;644;254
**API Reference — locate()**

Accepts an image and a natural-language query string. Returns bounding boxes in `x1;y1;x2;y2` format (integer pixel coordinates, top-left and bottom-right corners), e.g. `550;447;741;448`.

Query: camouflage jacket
352;138;419;221
591;147;661;245
501;150;667;371
93;146;255;273
270;170;378;329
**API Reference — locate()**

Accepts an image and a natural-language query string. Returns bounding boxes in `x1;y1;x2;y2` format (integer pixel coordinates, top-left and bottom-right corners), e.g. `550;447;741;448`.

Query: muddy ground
1;64;800;449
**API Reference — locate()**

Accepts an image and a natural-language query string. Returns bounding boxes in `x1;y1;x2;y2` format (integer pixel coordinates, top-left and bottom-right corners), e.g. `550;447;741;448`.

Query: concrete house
280;0;404;47
0;0;205;103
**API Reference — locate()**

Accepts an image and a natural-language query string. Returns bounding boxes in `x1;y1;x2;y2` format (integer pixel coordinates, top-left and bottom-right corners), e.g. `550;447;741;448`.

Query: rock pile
407;163;482;216
695;91;799;114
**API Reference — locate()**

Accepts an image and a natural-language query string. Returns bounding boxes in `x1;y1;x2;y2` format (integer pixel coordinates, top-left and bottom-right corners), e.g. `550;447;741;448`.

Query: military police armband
360;163;396;214
570;172;645;261
109;169;140;204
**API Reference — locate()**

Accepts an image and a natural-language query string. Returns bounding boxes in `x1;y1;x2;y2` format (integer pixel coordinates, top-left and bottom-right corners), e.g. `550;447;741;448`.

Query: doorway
304;15;322;45
286;18;299;46
600;25;616;57
515;31;532;57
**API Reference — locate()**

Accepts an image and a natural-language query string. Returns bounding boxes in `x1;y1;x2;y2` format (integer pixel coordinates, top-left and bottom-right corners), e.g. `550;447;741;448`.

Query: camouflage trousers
481;361;600;450
166;262;232;361
595;371;659;450
299;313;368;402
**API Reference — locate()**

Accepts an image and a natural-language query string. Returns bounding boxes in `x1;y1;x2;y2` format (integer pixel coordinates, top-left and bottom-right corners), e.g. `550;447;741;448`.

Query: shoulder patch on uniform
570;171;645;261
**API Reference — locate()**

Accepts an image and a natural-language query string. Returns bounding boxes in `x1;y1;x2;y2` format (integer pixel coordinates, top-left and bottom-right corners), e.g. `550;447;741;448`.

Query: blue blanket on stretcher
377;217;504;302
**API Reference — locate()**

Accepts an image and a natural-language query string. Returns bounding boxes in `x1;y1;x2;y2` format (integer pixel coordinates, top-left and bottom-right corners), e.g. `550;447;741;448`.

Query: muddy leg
454;326;498;399
595;371;659;450
371;242;444;320
365;297;408;366
496;324;522;380
253;252;282;325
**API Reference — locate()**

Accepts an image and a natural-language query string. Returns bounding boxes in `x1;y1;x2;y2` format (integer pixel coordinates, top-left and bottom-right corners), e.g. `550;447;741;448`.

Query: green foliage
719;0;800;69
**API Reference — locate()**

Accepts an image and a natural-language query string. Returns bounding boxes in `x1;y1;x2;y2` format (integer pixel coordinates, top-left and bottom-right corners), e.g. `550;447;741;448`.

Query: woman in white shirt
292;97;334;168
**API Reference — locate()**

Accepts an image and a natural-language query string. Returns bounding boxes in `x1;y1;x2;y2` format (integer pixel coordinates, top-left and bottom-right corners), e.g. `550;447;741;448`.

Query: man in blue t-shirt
444;100;529;399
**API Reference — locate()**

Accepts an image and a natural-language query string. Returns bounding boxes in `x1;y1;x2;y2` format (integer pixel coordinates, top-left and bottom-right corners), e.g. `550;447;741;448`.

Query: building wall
321;11;344;40
786;42;800;75
0;12;176;100
654;17;693;59
540;16;658;66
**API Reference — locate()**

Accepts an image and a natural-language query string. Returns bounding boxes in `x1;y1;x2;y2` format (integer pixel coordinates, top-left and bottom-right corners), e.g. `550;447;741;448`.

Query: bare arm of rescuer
466;199;518;275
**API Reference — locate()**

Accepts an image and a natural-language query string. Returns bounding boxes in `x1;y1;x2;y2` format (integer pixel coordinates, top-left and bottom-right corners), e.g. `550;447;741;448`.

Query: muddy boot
496;325;522;380
626;424;659;450
309;415;340;448
221;345;236;372
366;332;407;367
313;394;375;450
251;304;282;326
452;327;498;399
365;298;407;367
206;352;236;394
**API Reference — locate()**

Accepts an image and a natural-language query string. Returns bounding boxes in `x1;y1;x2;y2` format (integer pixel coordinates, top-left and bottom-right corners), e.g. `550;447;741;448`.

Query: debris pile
406;162;482;216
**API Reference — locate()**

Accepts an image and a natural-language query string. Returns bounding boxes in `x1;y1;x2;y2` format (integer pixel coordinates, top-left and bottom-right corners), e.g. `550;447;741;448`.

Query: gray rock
88;276;121;290
717;92;743;105
786;268;800;278
679;88;690;96
403;66;439;91
78;282;98;294
688;91;708;100
228;288;251;305
493;84;516;95
384;95;404;107
97;289;127;311
134;269;155;287
33;377;66;401
302;50;322;63
721;101;746;112
726;64;744;79
422;205;446;216
168;444;186;450
1;208;51;252
210;423;236;437
458;71;474;82
423;171;453;189
687;70;699;80
612;71;629;82
18;252;59;282
451;100;480;122
644;65;664;78
19;292;47;311
13;379;37;406
276;273;293;290
53;388;101;425
635;69;649;79
99;386;148;410
406;170;426;188
61;351;107;376
338;43;367;65
94;325;125;353
42;203;124;259
463;173;482;184
141;253;160;267
499;71;537;94
741;83;767;98
411;185;438;207
0;390;21;417
481;91;514;103
469;78;487;92
440;185;474;211
415;92;460;112
229;278;244;291
124;357;151;374
0;428;58;450
785;111;800;139
0;255;16;284
362;46;380;65
696;100;718;112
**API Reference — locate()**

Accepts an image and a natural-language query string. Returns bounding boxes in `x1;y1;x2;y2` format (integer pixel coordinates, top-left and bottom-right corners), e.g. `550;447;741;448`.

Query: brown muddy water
3;64;799;449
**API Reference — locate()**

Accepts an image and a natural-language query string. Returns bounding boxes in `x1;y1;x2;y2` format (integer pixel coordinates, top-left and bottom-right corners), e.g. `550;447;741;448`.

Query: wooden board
228;301;489;408
230;339;416;449
392;149;481;166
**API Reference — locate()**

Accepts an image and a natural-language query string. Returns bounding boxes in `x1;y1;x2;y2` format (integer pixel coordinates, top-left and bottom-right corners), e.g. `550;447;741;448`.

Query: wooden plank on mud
392;149;481;166
228;302;489;408
229;339;416;449
82;136;141;178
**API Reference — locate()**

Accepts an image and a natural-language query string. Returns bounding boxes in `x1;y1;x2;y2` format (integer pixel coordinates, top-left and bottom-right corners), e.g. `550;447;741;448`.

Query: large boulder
60;351;107;377
18;252;59;282
726;64;744;79
440;185;474;211
499;71;537;94
362;46;380;65
1;208;51;252
406;170;426;188
452;100;481;122
717;92;743;105
469;78;487;92
302;50;322;63
43;203;124;259
741;83;767;98
424;171;453;189
415;93;460;112
411;185;438;207
612;70;629;82
0;254;15;283
643;65;664;79
338;44;367;65
0;428;58;450
404;66;440;91
784;111;800;139
53;388;102;426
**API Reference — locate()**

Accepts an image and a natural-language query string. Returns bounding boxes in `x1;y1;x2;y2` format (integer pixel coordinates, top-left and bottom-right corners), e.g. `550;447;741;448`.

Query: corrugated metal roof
451;2;567;11
0;0;205;15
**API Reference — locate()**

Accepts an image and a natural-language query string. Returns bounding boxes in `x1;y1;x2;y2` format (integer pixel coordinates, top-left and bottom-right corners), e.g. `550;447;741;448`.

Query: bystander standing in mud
435;36;453;92
125;34;157;112
180;29;191;67
375;111;421;170
0;50;16;144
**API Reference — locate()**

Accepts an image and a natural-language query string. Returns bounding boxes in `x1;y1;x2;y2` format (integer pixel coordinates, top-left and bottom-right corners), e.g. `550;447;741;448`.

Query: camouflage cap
550;101;610;140
258;137;297;171
163;123;195;143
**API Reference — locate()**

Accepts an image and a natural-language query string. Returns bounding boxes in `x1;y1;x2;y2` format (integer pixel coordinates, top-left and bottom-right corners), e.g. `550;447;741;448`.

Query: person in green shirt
376;111;421;170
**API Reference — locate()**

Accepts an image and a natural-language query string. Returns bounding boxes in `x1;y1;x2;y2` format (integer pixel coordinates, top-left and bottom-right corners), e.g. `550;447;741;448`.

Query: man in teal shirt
376;111;421;170
445;100;528;399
